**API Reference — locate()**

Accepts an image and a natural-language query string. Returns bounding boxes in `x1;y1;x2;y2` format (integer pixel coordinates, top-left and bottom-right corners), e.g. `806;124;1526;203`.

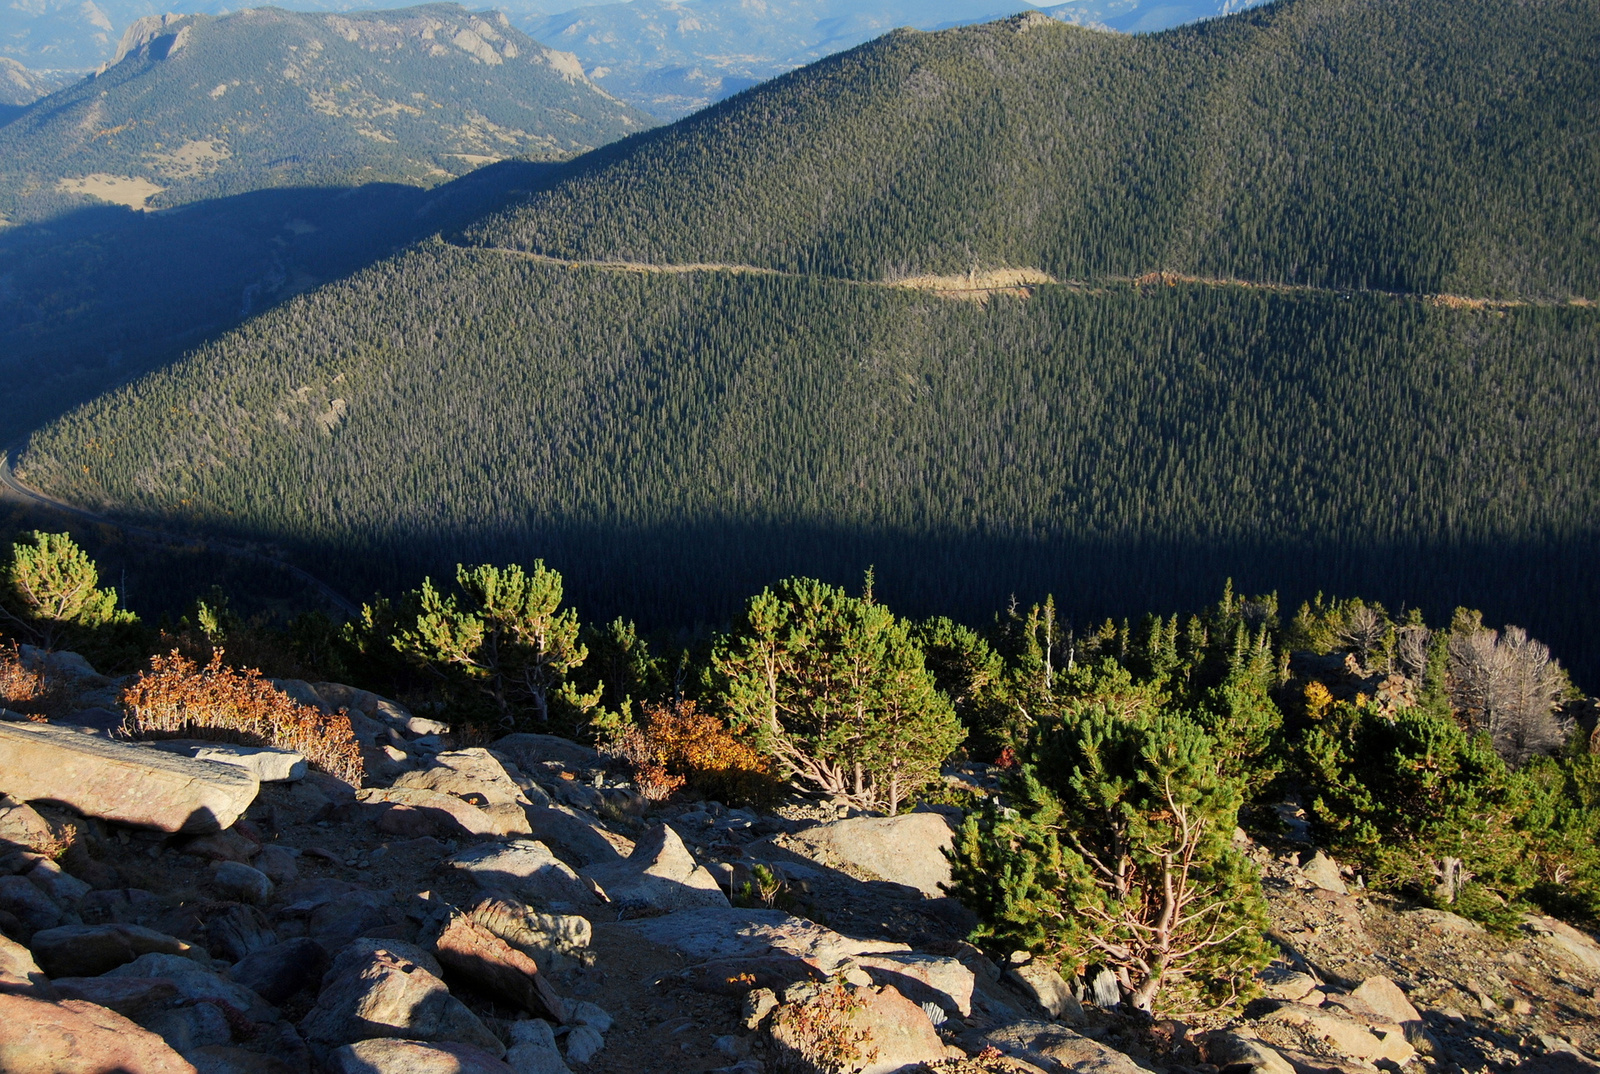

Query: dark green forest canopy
17;0;1600;684
466;0;1600;301
22;250;1600;675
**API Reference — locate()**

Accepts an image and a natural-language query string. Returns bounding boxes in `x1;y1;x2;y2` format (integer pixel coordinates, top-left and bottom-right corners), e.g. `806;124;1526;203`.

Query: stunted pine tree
387;561;597;729
948;700;1268;1014
1;531;136;650
711;576;962;814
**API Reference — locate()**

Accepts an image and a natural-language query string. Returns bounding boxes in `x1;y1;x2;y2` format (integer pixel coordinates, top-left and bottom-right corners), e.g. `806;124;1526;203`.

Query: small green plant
734;864;790;910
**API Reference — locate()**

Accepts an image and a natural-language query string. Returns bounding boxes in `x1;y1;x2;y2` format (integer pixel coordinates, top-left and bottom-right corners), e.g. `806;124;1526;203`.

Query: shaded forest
22;251;1600;679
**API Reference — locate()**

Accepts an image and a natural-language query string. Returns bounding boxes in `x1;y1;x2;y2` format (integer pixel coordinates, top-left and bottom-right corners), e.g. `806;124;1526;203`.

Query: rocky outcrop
0;723;259;833
466;893;591;975
981;1020;1154;1074
580;823;728;913
393;749;534;836
449;839;601;912
626;907;910;972
27;923;208;978
299;942;504;1056
144;741;307;783
765;812;954;898
1004;959;1086;1024
0;931;51;997
231;938;328;1005
358;787;508;838
853;951;975;1018
490;734;601;773
505;1018;572;1074
430;911;567;1021
0;793;57;854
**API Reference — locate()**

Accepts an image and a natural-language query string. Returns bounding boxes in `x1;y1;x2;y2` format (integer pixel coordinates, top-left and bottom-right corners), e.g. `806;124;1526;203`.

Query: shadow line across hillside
0;159;566;445
93;512;1600;689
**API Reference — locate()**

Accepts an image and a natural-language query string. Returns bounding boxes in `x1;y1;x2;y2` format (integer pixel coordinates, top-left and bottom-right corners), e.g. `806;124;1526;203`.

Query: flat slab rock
982;1020;1156;1074
143;740;307;783
28;923;210;979
329;1038;514;1074
626;907;910;974
767;812;955;898
0;722;259;833
490;733;600;771
449;838;601;912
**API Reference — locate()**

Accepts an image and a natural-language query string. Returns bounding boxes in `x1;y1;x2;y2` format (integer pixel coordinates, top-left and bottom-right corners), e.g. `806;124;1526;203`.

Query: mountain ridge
0;3;652;222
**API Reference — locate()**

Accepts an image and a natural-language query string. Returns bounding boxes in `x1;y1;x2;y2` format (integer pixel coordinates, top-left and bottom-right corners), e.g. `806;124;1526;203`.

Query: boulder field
1;653;1598;1073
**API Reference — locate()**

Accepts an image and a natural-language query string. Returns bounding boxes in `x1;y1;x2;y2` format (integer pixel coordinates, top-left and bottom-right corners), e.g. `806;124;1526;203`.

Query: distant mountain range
529;0;1273;117
0;0;561;70
527;0;1033;118
1039;0;1266;34
0;4;651;223
3;0;1276;118
0;58;74;110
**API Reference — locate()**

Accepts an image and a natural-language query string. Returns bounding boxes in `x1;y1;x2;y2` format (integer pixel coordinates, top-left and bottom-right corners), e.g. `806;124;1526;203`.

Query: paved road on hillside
1;441;360;617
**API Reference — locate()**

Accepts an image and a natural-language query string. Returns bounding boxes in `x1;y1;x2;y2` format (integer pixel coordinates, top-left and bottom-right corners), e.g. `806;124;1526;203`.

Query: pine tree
710;576;963;813
948;701;1269;1014
387;561;597;730
1;531;136;650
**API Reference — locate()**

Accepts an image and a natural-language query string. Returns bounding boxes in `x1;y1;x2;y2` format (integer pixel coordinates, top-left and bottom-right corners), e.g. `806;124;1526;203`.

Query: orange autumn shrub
121;649;364;785
609;699;779;805
0;642;70;721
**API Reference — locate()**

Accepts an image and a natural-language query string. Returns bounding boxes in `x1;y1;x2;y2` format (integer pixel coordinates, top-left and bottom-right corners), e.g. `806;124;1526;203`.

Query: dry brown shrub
121;649;364;785
0;642;72;721
770;981;879;1074
608;699;780;805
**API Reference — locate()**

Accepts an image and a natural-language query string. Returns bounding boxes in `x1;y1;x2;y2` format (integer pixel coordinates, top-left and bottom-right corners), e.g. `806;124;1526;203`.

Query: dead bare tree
1396;624;1432;686
1448;625;1571;765
1336;604;1387;669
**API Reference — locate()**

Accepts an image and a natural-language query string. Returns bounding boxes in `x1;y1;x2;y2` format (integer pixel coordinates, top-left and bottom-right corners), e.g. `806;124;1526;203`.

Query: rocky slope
1;647;1598;1074
0;3;652;223
0;58;74;110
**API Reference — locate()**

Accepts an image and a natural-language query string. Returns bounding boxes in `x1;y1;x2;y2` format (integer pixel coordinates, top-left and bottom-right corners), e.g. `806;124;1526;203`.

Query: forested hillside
0;159;560;445
472;2;1600;301
19;0;1600;680
0;4;650;223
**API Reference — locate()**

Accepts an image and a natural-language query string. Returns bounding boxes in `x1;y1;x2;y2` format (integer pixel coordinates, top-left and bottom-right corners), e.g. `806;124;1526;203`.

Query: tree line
5;531;1599;1015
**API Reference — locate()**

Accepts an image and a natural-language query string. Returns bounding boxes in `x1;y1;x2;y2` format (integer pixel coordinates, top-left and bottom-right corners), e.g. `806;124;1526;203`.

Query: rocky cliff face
1;650;1597;1074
